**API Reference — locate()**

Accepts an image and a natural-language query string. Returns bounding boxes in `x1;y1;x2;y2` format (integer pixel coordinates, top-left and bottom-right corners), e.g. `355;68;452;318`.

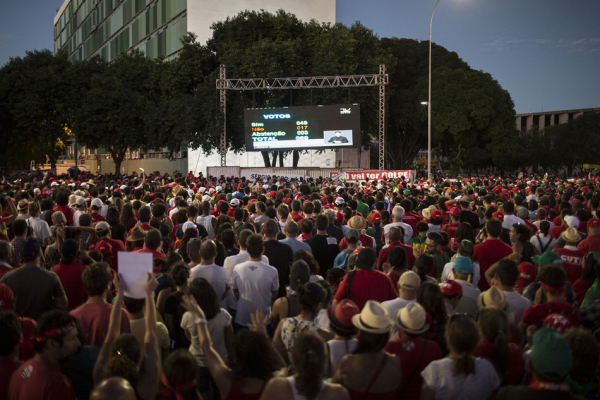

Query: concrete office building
53;0;362;176
515;107;600;131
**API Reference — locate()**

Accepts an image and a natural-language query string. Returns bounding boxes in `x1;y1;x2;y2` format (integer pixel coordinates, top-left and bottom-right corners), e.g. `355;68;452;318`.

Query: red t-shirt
0;358;23;400
70;302;131;348
290;212;304;223
90;213;105;223
333;269;397;310
0;264;13;278
19;317;36;361
402;213;422;238
578;234;600;253
52;262;88;311
53;205;74;226
339;234;375;251
8;359;77;400
377;242;415;270
133;248;165;272
442;223;460;239
473;239;513;291
548;224;567;239
385;337;442;400
298;233;312;242
472;340;524;386
553;247;584;284
521;301;580;328
573;278;594;305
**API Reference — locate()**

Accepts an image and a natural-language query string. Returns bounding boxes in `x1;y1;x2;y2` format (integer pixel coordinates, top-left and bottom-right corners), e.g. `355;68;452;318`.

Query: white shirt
421;357;500;400
381;297;416;337
189;263;230;309
27;217;51;240
453;280;481;320
326;339;359;377
530;233;556;253
533;219;555;230
72;210;84;227
232;260;279;326
383;221;413;245
196;215;215;239
223;250;269;310
502;214;524;230
181;309;231;366
503;290;531;325
441;261;481;288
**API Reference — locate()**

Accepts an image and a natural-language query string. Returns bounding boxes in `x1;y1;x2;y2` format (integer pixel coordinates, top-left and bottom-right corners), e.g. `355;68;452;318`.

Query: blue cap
453;256;473;275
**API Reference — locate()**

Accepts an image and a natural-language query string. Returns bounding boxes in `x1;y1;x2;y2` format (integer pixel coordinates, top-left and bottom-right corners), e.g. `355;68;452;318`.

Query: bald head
90;378;136;400
199;239;217;263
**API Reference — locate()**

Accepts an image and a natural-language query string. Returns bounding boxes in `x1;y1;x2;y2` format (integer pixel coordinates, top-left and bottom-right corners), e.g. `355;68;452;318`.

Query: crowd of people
0;169;599;400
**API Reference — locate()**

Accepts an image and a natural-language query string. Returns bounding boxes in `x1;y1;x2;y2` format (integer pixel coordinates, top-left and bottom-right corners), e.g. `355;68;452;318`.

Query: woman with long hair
163;262;191;349
182;295;285;400
294;250;323;282
106;206;127;244
440;240;480;287
450;223;475;252
182;278;233;398
384;246;408;288
120;202;137;231
417;281;448;352
178;227;199;263
324;299;360;378
331;300;402;399
510;222;538;263
273;282;330;365
262;332;349;400
155;350;202;400
472;307;524;386
420;314;500;400
414;255;437;284
530;220;556;253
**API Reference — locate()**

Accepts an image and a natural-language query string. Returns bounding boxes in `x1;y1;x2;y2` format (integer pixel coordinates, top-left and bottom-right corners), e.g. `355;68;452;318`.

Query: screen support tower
216;65;388;169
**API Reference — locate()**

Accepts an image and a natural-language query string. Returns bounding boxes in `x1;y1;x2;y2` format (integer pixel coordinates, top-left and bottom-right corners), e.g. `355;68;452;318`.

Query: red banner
329;170;412;181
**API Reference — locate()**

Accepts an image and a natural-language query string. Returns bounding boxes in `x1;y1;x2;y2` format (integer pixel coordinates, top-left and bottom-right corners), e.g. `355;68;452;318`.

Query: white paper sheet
118;251;153;299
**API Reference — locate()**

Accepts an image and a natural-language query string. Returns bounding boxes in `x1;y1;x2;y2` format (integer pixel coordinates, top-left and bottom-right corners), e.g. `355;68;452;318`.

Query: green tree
73;51;154;174
0;50;74;170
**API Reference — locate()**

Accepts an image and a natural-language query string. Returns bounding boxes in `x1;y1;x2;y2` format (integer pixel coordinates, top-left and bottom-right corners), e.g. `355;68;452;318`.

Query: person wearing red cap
440;279;463;315
519;265;579;334
365;212;384;253
553;227;584;284
577;218;600;253
441;207;461;239
324;299;360;377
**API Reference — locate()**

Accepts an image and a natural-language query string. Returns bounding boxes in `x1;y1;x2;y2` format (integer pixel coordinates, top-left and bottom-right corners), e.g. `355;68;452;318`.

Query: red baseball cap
492;211;504;222
430;210;442;220
41;188;52;198
543;314;572;334
588;218;600;228
371;212;382;222
516;262;536;288
95;241;112;255
269;191;277;197
336;212;344;222
0;283;14;311
440;280;463;296
449;207;461;217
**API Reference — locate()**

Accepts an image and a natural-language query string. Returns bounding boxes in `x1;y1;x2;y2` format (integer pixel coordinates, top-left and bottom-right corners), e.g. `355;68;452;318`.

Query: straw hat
560;227;581;242
348;216;367;231
351;300;393;334
127;227;147;242
477;286;507;310
394;302;430;335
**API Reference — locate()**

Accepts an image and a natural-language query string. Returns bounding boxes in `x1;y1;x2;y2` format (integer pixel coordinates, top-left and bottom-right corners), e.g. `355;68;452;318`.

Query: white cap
263;179;268;183
564;215;580;228
335;197;345;205
91;198;103;208
76;197;86;205
199;187;206;193
51;182;59;187
182;221;197;231
216;186;222;192
202;195;211;202
230;198;240;206
33;188;40;194
82;183;89;190
68;183;75;187
336;186;344;192
208;188;215;194
120;185;127;190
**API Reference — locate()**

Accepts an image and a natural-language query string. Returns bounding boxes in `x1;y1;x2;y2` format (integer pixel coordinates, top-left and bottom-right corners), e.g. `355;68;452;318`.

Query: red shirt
19;317;36;361
89;237;126;272
386;337;442;400
553;247;584;284
548;224;567;239
442;223;460;239
133;248;165;272
377;242;415;270
298;233;312;242
53;205;74;226
521;301;580;328
573;278;594;305
339;234;375;251
333;269;397;310
8;359;76;400
578;234;600;253
290;212;304;223
0;358;22;400
53;262;87;311
472;341;524;386
90;213;105;223
0;263;13;278
402;213;422;237
473;239;513;291
70;302;131;348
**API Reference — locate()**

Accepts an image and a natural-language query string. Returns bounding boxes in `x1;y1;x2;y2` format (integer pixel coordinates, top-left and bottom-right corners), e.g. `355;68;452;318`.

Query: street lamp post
428;0;441;180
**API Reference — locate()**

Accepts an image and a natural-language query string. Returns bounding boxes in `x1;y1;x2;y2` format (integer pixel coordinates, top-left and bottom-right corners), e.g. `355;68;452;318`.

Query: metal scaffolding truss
216;65;388;169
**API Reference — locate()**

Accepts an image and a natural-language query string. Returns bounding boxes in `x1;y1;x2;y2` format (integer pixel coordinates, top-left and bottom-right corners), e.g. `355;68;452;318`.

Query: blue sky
1;0;599;114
